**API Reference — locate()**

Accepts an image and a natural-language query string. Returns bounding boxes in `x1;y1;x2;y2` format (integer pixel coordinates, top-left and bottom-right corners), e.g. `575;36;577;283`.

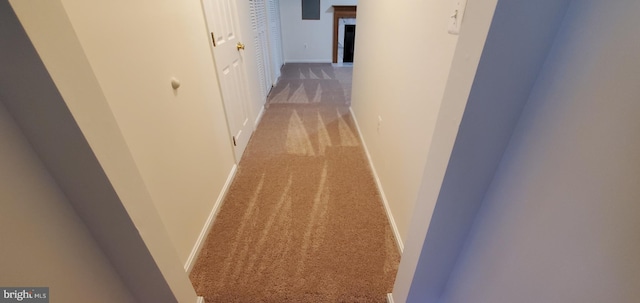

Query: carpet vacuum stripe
190;63;399;303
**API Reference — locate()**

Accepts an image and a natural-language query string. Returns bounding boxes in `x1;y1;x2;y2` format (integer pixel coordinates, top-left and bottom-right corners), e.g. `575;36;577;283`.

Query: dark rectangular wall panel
302;0;320;20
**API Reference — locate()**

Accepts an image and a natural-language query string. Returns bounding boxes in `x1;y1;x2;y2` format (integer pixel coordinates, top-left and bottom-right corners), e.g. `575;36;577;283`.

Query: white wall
402;0;571;302
350;0;459;248
6;2;197;301
56;0;236;267
442;0;640;302
0;101;137;303
9;0;215;301
280;0;357;62
386;0;503;301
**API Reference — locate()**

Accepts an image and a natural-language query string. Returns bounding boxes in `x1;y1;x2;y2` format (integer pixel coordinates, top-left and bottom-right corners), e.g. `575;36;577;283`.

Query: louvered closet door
267;0;283;81
250;0;271;99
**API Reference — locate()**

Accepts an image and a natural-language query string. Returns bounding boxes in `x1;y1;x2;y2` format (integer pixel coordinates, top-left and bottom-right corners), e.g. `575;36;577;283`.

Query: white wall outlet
448;0;468;35
377;115;382;134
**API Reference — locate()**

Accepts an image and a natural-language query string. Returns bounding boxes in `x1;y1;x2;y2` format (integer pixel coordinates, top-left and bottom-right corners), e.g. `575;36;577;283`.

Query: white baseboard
387;293;395;303
284;59;332;63
197;296;205;303
349;108;404;253
254;105;266;128
184;164;238;272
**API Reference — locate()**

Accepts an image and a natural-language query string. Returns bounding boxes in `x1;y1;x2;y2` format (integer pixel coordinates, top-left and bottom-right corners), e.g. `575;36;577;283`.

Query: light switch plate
448;0;468;35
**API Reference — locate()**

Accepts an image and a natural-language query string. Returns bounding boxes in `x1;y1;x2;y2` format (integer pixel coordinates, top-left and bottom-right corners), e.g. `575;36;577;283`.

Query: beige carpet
267;63;353;105
190;63;400;303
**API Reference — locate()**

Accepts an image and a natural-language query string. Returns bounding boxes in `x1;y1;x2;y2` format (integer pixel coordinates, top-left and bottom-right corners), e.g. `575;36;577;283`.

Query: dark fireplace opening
343;24;356;63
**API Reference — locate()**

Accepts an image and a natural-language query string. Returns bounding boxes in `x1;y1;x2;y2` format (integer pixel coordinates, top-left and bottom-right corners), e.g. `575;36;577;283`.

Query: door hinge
232;136;237;146
211;32;217;47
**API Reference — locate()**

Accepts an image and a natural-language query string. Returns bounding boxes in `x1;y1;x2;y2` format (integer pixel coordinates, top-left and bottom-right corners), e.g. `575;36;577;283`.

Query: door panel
203;0;253;161
267;0;284;82
250;0;272;99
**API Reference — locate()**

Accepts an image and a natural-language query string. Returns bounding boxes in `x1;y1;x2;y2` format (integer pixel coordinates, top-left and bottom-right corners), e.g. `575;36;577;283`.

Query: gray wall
406;0;571;301
0;98;136;302
442;0;640;302
0;2;181;301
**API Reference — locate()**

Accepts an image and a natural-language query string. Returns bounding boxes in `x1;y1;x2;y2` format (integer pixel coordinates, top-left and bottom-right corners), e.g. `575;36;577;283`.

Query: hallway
189;64;400;302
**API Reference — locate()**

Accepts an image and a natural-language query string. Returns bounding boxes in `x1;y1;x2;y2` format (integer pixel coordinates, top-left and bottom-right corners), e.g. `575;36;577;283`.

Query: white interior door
202;0;253;161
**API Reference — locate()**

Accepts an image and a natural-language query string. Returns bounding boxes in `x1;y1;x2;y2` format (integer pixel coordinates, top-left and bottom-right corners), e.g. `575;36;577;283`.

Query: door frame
332;5;357;63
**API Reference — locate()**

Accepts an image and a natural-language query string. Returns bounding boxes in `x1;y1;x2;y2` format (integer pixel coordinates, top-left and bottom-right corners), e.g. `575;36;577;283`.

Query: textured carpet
267;63;353;105
190;63;400;303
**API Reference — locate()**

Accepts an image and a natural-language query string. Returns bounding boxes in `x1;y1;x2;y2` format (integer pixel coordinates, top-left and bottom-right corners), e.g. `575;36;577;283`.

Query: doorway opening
339;21;356;63
332;5;356;64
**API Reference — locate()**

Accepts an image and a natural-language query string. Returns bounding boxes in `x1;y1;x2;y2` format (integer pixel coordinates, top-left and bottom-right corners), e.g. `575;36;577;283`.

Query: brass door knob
236;42;245;50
